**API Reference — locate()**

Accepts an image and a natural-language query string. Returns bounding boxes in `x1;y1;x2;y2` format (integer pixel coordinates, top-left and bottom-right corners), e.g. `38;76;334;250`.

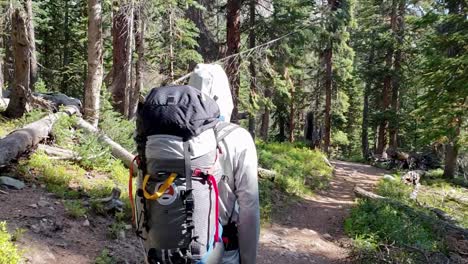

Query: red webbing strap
208;175;220;242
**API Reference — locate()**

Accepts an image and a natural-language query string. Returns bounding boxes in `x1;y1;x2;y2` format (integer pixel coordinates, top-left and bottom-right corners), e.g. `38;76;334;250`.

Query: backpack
131;85;237;264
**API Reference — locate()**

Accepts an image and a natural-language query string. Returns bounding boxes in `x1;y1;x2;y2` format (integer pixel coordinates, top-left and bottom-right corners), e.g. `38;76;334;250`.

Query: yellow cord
142;173;177;200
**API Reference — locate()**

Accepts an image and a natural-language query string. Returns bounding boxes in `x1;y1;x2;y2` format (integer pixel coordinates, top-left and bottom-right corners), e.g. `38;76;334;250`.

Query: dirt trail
0;160;385;264
257;160;387;264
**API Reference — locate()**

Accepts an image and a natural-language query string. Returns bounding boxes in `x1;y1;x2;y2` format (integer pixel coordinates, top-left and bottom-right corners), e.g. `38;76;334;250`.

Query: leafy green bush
0;222;21;264
257;141;333;195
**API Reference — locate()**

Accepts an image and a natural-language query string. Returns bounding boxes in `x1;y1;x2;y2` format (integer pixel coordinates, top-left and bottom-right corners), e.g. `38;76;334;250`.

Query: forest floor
0;179;144;264
0;160;385;264
257;160;386;264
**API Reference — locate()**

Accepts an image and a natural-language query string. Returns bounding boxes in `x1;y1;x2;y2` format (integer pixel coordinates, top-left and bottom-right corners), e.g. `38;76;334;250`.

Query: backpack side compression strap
215;123;241;144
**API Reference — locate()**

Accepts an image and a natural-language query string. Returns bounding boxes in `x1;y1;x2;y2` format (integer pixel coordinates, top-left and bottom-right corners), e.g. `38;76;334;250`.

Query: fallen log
258;168;276;181
37;144;79;161
0;106;80;167
1;93;81;112
354;186;468;237
75;118;134;167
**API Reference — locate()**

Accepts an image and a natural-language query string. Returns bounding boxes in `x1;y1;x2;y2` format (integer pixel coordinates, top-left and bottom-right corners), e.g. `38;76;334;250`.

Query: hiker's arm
234;136;260;264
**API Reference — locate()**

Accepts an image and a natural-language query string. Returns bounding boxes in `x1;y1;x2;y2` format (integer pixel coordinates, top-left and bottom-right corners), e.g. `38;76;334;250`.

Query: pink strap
208;175;220;242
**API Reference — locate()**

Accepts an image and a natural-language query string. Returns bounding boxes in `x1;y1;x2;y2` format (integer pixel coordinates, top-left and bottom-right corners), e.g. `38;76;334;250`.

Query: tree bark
61;0;71;89
185;0;219;62
362;50;374;159
362;82;370;158
3;3;14;92
260;88;271;140
248;0;257;139
389;0;405;149
377;0;396;157
0;106;79;166
129;7;144;119
5;10;31;118
323;45;333;155
23;0;37;91
278;114;286;142
225;0;241;124
285;68;295;143
444;119;461;179
84;0;104;127
0;35;3;98
168;6;175;82
111;0;133;118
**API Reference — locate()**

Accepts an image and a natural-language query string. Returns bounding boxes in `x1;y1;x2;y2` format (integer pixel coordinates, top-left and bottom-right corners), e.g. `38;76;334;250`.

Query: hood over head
188;64;234;122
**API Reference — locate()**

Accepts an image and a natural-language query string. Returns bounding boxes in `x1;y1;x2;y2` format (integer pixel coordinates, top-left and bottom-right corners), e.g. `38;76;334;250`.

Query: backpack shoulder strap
214;122;240;144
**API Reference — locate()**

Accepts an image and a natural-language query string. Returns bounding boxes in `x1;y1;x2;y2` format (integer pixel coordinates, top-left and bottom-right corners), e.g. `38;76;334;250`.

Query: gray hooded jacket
189;64;260;264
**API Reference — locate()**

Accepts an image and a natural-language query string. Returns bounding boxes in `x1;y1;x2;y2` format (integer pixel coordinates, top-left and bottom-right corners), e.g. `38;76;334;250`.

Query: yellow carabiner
142;173;178;200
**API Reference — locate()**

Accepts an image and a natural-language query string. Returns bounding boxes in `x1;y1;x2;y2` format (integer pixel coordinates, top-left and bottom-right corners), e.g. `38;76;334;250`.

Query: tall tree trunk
285;68;295;143
442;0;464;179
125;0;134;113
323;45;333;155
0;36;3;98
362;82;370;158
444;142;459;179
377;0;396;156
248;0;256;138
111;0;133;118
129;6;144;119
278;115;286;142
225;0;241;123
5;10;31;118
168;6;174;82
84;0;104;127
362;49;374;159
61;0;70;89
260;88;271;140
389;0;405;149
23;0;37;91
186;0;219;62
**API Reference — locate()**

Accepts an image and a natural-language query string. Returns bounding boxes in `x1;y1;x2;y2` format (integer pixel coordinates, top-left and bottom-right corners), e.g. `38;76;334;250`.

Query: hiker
189;64;260;264
132;65;259;264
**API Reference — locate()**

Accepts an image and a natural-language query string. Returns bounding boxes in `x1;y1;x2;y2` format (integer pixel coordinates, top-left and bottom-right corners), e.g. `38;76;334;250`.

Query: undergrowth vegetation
345;175;467;263
0;109;46;138
0;222;22;264
257;141;333;222
257;141;333;195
